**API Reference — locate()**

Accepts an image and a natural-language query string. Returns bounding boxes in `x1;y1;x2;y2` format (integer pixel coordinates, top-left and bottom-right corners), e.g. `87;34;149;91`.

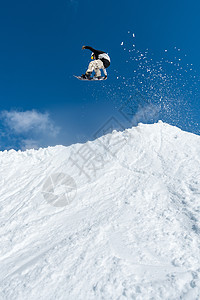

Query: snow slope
1;121;200;300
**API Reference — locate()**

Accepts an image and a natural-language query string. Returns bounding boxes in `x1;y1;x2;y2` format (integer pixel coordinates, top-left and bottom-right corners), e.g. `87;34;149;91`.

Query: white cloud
1;110;60;137
21;139;40;150
0;110;61;150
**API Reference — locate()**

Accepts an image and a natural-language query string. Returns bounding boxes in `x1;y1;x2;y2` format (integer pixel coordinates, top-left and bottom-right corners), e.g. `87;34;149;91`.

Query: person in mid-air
81;46;110;80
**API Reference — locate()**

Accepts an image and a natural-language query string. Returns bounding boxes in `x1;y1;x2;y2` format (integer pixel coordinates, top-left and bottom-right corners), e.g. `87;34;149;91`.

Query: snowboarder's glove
82;46;86;50
104;75;107;80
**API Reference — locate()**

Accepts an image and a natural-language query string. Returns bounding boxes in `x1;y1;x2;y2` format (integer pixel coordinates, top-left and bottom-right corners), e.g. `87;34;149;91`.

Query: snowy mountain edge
1;121;200;299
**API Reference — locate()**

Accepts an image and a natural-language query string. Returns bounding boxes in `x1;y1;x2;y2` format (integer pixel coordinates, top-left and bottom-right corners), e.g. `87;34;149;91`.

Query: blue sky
0;0;200;150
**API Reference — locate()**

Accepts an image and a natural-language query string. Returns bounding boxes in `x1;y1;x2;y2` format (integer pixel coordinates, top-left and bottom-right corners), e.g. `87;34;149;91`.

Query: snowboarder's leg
93;60;104;78
81;61;93;78
102;67;107;76
94;68;101;77
86;61;96;74
85;60;104;78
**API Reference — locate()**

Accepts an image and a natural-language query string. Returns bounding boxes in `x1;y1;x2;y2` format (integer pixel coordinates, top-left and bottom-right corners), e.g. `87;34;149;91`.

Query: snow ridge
1;122;200;299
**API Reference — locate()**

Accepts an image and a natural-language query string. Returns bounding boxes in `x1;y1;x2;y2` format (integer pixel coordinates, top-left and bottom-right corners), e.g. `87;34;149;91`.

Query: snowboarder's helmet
91;53;95;60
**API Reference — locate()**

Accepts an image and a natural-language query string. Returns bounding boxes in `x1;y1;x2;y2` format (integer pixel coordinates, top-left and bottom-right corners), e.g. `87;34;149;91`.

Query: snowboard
74;75;107;81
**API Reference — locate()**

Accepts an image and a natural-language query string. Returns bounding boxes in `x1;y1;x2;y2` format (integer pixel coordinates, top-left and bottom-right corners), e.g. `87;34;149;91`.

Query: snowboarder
81;46;110;80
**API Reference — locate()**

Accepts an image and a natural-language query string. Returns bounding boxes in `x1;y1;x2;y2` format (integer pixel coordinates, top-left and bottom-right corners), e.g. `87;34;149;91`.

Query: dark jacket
84;46;110;68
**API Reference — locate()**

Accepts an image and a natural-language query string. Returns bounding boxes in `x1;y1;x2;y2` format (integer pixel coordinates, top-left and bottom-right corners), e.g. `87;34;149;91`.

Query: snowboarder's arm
82;45;95;52
82;45;104;56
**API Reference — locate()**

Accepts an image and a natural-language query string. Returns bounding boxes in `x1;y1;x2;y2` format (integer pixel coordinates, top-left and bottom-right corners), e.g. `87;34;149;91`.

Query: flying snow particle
133;33;135;38
121;42;124;46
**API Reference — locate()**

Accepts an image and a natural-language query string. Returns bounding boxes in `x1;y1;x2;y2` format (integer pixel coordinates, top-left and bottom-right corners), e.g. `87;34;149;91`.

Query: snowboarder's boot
81;72;92;79
93;75;102;80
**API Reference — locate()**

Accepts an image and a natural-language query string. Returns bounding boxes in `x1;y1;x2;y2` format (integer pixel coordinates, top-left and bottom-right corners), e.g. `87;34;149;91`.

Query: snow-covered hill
1;121;200;300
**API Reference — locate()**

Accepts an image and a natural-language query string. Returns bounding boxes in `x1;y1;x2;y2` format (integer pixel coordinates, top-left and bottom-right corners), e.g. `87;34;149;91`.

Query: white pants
86;59;107;77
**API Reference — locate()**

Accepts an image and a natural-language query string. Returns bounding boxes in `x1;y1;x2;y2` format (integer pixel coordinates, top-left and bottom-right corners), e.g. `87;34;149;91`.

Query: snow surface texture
1;121;200;300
